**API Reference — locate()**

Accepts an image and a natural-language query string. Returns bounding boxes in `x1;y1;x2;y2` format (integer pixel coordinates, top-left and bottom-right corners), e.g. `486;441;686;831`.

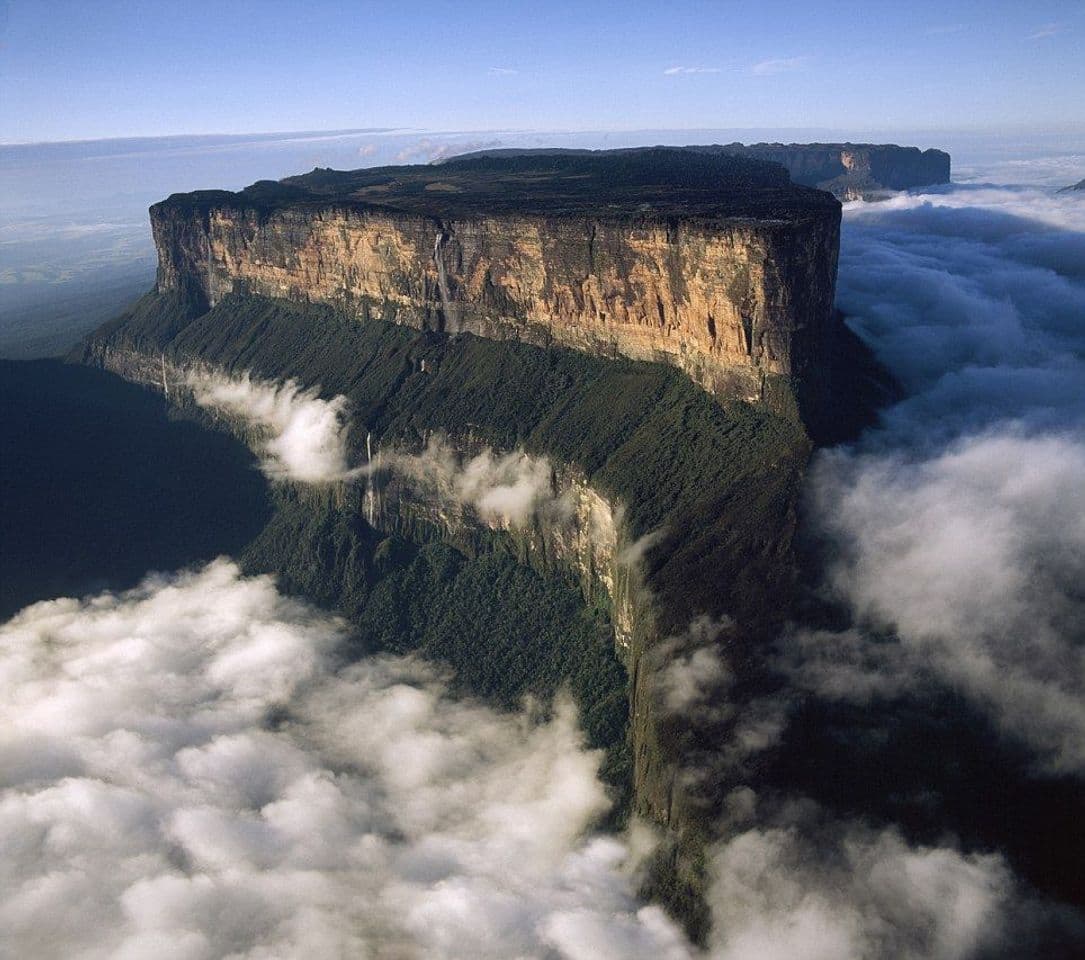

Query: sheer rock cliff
151;149;841;421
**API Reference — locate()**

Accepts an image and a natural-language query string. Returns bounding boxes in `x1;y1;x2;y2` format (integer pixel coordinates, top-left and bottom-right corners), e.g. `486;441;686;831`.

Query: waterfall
205;228;215;308
365;431;375;526
160;354;170;398
432;231;460;334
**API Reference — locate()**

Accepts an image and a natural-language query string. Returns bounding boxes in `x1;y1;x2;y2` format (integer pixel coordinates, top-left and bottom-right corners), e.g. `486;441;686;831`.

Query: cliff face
150;150;841;416
80;287;815;939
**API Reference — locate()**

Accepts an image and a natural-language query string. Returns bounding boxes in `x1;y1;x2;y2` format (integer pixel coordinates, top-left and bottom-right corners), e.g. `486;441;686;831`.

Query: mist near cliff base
0;561;690;960
797;178;1085;773
185;370;582;527
3;159;1084;958
2;561;1043;960
188;371;357;484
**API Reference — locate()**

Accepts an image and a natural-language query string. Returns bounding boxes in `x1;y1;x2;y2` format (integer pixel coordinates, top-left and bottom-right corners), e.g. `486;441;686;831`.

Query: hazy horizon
3;123;1082;358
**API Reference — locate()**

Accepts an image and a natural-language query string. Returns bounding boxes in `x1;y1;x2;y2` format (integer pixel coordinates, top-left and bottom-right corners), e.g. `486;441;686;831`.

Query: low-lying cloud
706;815;1015;960
188;371;357;484
0;561;690;960
799;171;1085;774
1;562;1044;959
379;437;576;529
394;137;504;164
804;431;1085;772
838;186;1085;445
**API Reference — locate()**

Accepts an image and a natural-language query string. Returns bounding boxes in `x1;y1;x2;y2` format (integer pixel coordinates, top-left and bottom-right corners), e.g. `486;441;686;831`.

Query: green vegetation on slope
77;289;812;940
83;290;809;636
244;487;630;808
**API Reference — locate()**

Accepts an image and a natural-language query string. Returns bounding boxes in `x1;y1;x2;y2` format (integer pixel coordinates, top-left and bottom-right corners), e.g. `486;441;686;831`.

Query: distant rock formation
711;142;951;199
1058;178;1085;193
449;143;953;200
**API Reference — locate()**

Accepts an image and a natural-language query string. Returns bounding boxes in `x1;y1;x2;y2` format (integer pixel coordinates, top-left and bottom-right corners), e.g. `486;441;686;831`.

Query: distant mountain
446;142;953;200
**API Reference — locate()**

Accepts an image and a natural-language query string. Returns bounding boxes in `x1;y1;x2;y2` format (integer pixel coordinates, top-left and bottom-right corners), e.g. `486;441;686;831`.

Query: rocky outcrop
150;149;841;419
715;142;951;199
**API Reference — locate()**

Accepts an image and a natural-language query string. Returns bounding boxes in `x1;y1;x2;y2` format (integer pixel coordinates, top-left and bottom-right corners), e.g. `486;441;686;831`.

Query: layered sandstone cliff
151;149;841;417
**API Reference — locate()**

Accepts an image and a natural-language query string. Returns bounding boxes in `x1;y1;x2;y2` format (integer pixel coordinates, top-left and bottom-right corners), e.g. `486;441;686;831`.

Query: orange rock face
152;201;840;410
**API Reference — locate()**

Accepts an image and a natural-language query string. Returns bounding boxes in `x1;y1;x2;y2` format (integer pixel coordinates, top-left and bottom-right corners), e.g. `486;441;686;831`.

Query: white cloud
795;172;1085;773
653;616;734;714
804;431;1085;772
0;562;690;960
616;527;667;567
837;185;1085;443
377;436;576;529
751;57;808;76
394;137;504;163
1027;23;1062;41
663;66;720;76
2;563;1048;958
187;370;357;484
706;818;1015;960
488;67;519;76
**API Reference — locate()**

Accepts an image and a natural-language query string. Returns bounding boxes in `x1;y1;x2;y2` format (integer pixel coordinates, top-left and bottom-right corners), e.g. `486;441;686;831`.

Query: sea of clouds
789;176;1085;780
2;560;1036;960
0;561;692;959
3;163;1084;959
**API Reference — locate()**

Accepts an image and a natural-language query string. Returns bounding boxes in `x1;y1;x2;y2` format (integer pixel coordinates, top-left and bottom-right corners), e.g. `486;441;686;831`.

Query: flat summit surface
156;147;839;223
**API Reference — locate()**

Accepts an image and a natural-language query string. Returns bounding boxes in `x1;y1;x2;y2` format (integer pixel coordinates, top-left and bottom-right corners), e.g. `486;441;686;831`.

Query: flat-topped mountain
165;148;837;221
81;145;901;941
450;143;952;200
151;148;842;423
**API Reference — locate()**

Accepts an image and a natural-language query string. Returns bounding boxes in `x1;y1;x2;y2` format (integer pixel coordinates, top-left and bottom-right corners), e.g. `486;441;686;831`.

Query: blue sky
1;0;1083;142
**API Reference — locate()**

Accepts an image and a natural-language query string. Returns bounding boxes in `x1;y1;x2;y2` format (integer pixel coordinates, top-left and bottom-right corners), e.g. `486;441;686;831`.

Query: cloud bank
0;561;690;960
188;371;356;484
797;172;1085;774
706;818;1013;960
2;561;1041;959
